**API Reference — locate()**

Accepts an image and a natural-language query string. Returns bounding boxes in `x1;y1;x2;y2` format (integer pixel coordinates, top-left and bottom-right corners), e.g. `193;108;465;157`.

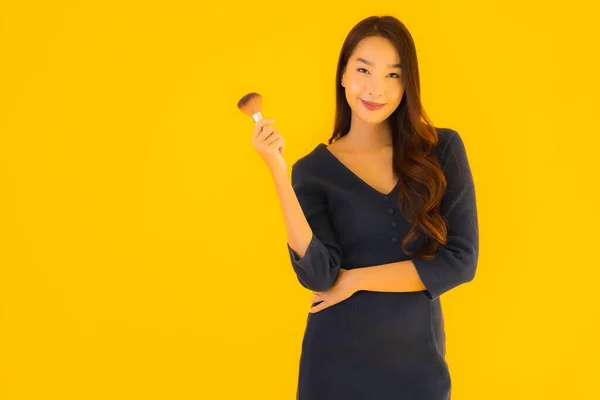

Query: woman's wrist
268;160;288;183
347;268;364;292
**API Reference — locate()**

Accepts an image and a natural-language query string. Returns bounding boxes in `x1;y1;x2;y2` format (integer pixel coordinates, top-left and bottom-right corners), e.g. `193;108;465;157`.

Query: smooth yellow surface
1;1;598;398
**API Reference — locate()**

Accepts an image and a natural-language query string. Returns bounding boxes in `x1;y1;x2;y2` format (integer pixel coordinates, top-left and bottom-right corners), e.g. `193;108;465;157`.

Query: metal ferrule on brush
252;112;263;122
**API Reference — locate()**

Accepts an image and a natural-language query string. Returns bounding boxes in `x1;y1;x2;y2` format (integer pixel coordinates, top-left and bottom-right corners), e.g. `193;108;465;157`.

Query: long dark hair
329;15;447;260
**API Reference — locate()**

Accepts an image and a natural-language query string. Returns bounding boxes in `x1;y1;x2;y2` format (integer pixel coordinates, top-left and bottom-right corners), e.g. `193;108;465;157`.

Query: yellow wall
1;0;598;398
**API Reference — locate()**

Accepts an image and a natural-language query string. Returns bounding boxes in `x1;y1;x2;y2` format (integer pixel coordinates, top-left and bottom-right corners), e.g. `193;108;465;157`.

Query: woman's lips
360;99;385;110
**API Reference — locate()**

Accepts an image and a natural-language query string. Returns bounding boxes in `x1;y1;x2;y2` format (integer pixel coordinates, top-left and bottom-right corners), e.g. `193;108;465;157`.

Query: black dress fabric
286;128;479;400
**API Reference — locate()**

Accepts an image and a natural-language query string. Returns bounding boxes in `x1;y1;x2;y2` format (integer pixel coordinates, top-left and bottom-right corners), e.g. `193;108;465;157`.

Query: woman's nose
367;82;384;97
369;88;383;97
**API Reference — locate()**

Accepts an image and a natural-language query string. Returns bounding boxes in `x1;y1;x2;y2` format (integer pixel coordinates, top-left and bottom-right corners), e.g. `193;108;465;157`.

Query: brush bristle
237;92;262;117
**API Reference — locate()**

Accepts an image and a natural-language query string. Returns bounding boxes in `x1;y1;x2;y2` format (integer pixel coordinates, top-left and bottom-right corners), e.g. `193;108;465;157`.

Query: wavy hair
328;15;447;260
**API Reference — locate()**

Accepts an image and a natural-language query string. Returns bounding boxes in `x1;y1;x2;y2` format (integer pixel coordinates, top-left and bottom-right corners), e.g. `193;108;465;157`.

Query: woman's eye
357;68;399;79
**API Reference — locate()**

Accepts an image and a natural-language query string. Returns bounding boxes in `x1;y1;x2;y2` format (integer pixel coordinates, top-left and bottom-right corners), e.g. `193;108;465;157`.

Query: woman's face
341;36;405;125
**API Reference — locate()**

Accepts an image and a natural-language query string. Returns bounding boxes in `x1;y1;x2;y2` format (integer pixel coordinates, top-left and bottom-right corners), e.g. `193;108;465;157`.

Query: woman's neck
342;115;392;151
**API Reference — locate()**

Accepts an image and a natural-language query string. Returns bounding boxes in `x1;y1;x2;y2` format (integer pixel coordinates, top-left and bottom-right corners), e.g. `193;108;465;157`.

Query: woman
252;15;479;400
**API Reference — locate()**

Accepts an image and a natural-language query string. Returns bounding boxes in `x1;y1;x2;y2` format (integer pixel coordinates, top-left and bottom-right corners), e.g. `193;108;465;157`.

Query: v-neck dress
286;128;479;400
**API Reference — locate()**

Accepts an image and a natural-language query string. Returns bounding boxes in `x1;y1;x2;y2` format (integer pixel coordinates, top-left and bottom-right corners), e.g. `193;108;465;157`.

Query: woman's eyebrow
356;57;402;68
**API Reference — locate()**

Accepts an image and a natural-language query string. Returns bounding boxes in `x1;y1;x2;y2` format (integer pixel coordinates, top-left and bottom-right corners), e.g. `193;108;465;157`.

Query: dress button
391;236;398;243
387;208;394;214
383;195;391;202
391;221;398;228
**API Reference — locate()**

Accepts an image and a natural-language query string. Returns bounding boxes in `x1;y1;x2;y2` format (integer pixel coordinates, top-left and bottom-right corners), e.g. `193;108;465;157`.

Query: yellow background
1;0;598;398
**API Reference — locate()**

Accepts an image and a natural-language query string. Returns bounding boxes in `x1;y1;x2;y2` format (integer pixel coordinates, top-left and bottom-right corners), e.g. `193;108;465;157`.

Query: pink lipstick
360;99;385;111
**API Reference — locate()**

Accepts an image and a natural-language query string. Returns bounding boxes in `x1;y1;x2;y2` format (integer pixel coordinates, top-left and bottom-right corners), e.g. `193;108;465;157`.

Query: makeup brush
237;92;283;154
237;92;265;123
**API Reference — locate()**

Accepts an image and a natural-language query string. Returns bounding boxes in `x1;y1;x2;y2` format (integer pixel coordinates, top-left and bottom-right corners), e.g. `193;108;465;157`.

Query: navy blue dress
286;128;479;400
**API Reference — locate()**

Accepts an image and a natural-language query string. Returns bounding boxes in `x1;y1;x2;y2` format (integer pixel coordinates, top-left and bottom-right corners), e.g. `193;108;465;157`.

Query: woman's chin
358;111;389;125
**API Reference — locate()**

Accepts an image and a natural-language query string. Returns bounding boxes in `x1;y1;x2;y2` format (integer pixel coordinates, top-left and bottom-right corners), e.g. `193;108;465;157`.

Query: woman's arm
271;167;313;259
349;260;426;293
251;117;341;292
343;130;479;300
271;164;343;292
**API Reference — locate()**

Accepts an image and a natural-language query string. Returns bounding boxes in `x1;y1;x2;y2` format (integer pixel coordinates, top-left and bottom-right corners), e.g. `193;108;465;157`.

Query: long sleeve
412;130;479;301
286;163;343;292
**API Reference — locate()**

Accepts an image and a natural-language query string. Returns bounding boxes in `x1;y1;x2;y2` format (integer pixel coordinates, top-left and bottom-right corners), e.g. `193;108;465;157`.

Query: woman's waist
307;291;433;335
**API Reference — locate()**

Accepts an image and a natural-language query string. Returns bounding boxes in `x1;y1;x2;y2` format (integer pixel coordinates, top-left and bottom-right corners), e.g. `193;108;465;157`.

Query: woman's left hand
310;269;359;313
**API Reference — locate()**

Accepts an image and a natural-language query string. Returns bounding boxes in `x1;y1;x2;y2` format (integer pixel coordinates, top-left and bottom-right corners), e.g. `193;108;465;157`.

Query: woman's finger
266;134;282;147
257;126;275;141
253;119;276;139
310;301;329;313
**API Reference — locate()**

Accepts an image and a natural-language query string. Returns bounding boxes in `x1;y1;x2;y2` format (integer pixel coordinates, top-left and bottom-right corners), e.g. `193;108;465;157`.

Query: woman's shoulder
435;127;459;151
435;127;470;162
433;127;474;185
290;142;329;181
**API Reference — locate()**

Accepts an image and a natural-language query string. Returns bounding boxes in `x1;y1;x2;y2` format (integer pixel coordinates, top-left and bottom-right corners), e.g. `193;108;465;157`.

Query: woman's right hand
251;118;287;173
